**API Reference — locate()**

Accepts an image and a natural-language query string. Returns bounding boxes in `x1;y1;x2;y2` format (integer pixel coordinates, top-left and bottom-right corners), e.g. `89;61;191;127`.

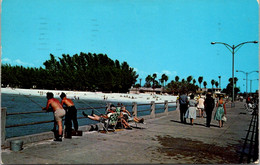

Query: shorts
54;109;66;122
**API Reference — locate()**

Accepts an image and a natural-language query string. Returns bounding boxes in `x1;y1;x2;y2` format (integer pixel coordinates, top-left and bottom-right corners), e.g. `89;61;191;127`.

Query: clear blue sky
1;0;259;93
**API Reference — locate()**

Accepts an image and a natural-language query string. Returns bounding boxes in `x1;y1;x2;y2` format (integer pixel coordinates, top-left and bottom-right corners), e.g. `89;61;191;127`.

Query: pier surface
1;101;253;164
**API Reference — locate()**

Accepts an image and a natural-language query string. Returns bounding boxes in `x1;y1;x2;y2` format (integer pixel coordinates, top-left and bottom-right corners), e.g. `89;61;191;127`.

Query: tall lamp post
249;79;259;93
211;41;258;106
236;70;259;94
218;76;221;89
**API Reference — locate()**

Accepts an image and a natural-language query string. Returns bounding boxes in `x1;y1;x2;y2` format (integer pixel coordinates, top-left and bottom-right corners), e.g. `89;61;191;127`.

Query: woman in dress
197;95;205;118
214;96;227;128
185;94;197;125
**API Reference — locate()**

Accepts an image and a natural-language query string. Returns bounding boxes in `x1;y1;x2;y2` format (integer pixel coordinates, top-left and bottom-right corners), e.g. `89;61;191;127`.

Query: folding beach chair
102;112;119;133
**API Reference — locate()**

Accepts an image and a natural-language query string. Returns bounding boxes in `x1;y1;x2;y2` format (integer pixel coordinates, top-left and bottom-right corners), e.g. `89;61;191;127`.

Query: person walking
43;92;66;141
60;92;79;138
197;96;205;118
214;95;226;128
179;91;188;123
204;93;215;127
185;94;197;125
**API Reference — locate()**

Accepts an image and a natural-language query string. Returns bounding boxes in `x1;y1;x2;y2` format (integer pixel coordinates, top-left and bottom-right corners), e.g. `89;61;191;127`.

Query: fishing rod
77;99;104;115
12;89;44;109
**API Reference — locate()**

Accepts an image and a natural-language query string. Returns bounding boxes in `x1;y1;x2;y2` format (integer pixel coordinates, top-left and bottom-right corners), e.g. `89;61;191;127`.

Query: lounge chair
102;112;119;133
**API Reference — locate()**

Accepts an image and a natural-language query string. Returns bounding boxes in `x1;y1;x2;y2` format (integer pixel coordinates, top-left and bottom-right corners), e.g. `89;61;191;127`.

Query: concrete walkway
1;101;252;164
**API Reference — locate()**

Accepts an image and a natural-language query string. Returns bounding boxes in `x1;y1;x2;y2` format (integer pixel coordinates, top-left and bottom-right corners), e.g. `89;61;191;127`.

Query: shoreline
1;87;177;104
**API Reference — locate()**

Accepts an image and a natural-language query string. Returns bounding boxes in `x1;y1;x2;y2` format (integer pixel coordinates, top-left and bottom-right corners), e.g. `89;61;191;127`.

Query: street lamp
218;76;221;89
211;41;258;106
249;79;259;93
236;70;259;94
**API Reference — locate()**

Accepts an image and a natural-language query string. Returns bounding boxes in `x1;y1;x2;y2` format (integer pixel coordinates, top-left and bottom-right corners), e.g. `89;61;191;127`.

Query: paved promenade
1;101;253;164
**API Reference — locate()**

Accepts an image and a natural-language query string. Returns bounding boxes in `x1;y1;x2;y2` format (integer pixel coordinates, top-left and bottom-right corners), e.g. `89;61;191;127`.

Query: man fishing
42;92;66;142
60;92;79;138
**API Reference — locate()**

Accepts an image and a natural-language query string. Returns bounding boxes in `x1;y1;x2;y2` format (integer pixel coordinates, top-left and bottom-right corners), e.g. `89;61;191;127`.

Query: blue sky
1;0;259;93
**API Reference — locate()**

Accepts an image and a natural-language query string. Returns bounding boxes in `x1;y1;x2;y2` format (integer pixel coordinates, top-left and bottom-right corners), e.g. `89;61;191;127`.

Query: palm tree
161;74;168;87
211;79;215;89
187;75;193;83
229;77;238;87
175;76;180;82
215;81;219;88
203;81;207;89
145;75;153;87
192;79;196;85
159;78;162;85
198;76;203;89
152;73;157;88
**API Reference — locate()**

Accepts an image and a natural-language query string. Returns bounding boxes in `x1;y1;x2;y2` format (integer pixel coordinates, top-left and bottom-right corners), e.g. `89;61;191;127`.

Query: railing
239;104;259;163
1;101;176;142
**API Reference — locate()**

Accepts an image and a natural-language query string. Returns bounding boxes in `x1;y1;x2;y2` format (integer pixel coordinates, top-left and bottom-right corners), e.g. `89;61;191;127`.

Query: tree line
1;52;240;96
1;52;138;93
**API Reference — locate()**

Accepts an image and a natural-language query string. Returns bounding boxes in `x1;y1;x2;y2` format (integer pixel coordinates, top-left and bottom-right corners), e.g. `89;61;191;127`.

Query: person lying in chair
120;106;144;123
82;109;132;130
82;104;116;123
82;110;108;123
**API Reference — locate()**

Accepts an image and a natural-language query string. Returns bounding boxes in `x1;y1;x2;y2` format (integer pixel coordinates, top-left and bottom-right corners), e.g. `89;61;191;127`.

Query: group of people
82;103;144;130
42;92;79;141
178;92;226;128
42;92;144;141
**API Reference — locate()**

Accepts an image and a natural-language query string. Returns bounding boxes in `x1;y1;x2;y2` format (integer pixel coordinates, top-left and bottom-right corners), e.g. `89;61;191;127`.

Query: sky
1;0;259;93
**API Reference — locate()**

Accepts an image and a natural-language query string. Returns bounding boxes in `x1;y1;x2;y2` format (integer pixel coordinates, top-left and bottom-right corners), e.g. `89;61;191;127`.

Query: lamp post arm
248;70;259;75
234;44;244;53
234;41;258;49
213;42;233;52
237;70;246;74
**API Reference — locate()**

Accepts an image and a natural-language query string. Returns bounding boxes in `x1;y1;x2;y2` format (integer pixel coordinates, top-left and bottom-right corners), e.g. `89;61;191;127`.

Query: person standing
185;94;197;125
60;92;79;138
176;96;180;111
214;96;226;128
179;91;188;123
197;96;205;118
204;93;215;127
43;92;66;141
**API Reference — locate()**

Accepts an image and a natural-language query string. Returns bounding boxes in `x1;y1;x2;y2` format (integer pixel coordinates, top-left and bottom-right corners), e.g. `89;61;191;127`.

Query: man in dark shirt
204;93;215;127
60;92;79;138
179;92;188;123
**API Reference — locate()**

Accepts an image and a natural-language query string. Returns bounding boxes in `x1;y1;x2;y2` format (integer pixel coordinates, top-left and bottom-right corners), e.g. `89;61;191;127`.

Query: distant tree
198;76;203;89
161;73;168;87
145;75;153;87
223;77;240;99
229;77;238;87
211;79;215;89
192;79;196;85
215;81;219;88
2;52;139;92
152;73;157;88
175;76;179;82
203;81;207;89
186;75;193;83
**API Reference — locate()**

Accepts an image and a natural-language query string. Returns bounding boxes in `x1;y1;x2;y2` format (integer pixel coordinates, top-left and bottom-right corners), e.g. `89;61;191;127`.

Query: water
1;93;176;138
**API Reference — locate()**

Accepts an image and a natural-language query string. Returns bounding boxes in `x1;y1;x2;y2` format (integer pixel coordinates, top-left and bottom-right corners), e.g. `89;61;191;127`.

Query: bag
222;115;227;122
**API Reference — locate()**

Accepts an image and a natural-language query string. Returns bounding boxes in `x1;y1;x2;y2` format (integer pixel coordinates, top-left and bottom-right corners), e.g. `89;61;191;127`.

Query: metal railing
2;101;176;139
239;104;259;163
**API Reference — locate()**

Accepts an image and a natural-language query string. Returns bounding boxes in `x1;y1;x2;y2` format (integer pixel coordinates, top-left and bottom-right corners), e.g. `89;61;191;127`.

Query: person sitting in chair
82;108;132;130
120;106;144;123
